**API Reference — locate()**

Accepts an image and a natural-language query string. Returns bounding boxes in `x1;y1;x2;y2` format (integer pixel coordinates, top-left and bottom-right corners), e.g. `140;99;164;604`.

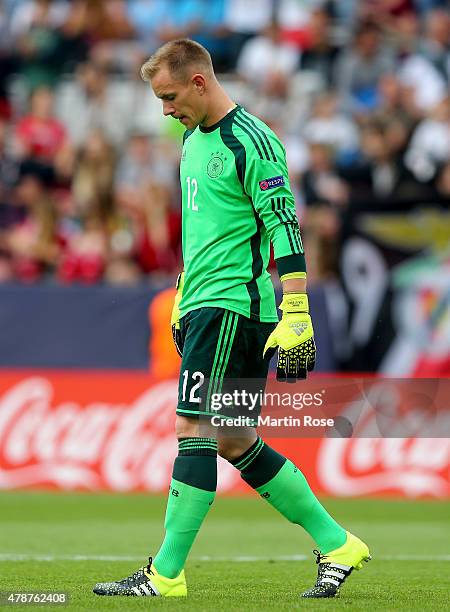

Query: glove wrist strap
280;292;309;313
176;271;185;291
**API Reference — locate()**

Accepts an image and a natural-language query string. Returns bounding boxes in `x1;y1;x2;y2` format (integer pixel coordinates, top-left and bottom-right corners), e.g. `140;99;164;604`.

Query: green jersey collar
199;105;241;133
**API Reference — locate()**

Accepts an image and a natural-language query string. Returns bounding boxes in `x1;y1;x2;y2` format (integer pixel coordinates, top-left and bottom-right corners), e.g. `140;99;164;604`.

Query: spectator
237;20;300;101
301;142;349;208
77;0;134;44
57;210;108;284
110;178;180;280
342;118;427;202
10;0;69;90
299;7;340;85
303;92;360;163
80;0;138;73
104;253;143;285
358;0;416;26
137;180;180;274
56;128;114;283
267;117;309;211
397;10;449;111
5;158;59;281
0;116;20;205
418;8;450;82
192;0;231;72
54;0;92;72
71;128;116;222
9;0;68;40
389;10;420;58
115;130;176;197
277;0;325;50
55;62;134;147
398;53;447;111
14;85;67;162
115;131;155;192
225;0;274;68
298;139;345;282
328;0;358;29
334;20;396;113
405;97;450;182
112;131;180;278
140;0;230;73
374;72;421;123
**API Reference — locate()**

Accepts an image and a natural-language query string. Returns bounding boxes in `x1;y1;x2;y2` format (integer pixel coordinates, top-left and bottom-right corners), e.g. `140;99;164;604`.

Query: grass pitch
0;492;449;610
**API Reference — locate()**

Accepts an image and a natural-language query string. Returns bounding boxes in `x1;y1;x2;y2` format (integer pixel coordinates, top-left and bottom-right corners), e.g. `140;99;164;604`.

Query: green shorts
177;307;276;418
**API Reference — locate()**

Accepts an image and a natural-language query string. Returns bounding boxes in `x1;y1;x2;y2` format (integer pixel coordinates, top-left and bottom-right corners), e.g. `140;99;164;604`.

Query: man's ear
192;74;206;94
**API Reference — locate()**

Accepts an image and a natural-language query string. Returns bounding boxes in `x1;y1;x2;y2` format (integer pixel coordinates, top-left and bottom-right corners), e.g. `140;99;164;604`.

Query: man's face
151;67;206;130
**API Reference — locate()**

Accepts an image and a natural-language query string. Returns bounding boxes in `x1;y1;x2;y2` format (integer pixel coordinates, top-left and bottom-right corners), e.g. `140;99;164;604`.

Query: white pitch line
0;553;449;562
0;554;143;562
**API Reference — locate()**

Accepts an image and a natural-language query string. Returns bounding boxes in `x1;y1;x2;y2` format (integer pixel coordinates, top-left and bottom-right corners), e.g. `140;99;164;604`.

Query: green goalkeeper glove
171;271;184;357
263;293;316;382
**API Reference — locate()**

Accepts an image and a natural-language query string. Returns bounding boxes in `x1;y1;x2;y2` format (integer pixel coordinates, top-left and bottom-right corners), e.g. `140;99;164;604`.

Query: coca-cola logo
0;377;239;492
1;376;448;497
317;381;450;498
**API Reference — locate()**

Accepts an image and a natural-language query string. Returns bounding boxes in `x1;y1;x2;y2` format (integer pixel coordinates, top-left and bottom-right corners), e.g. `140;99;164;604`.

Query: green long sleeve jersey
179;105;305;322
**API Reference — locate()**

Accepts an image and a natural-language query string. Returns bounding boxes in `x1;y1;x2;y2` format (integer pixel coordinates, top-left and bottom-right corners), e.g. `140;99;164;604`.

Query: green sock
153;437;217;578
230;438;346;553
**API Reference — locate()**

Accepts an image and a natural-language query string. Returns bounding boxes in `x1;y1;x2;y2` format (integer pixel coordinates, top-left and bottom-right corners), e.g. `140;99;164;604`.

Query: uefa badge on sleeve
259;176;285;191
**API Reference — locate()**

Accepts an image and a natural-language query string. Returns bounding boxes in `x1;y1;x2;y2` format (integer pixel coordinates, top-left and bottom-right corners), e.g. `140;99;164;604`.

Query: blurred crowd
0;0;449;284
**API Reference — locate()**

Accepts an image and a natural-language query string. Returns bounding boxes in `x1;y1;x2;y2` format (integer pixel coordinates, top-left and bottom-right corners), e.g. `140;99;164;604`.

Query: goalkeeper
94;39;370;600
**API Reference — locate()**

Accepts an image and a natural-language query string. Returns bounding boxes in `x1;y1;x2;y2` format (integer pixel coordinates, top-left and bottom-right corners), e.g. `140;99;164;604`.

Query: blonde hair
140;39;214;83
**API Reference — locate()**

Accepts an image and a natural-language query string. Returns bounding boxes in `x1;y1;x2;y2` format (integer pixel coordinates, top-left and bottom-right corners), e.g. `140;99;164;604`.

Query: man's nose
163;100;175;116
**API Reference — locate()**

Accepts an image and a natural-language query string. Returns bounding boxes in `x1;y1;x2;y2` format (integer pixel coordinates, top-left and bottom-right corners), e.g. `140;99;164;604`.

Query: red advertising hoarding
0;372;448;497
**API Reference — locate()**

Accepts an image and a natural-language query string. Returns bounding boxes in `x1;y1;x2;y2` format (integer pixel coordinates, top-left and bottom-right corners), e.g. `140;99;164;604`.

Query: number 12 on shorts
181;370;204;403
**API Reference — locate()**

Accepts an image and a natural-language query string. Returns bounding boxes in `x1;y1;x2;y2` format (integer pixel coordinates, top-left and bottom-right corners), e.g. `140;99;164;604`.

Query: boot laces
118;557;154;586
313;549;328;564
145;557;155;576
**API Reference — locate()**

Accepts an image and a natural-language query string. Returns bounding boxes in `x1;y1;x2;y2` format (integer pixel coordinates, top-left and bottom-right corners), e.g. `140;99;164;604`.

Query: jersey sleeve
234;121;306;276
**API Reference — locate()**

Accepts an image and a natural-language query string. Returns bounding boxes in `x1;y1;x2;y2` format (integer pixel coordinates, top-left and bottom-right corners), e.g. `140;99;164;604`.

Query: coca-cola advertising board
0;372;448;498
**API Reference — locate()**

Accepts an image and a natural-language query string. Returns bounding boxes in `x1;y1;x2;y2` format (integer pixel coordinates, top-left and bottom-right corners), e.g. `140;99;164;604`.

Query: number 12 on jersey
186;177;198;211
